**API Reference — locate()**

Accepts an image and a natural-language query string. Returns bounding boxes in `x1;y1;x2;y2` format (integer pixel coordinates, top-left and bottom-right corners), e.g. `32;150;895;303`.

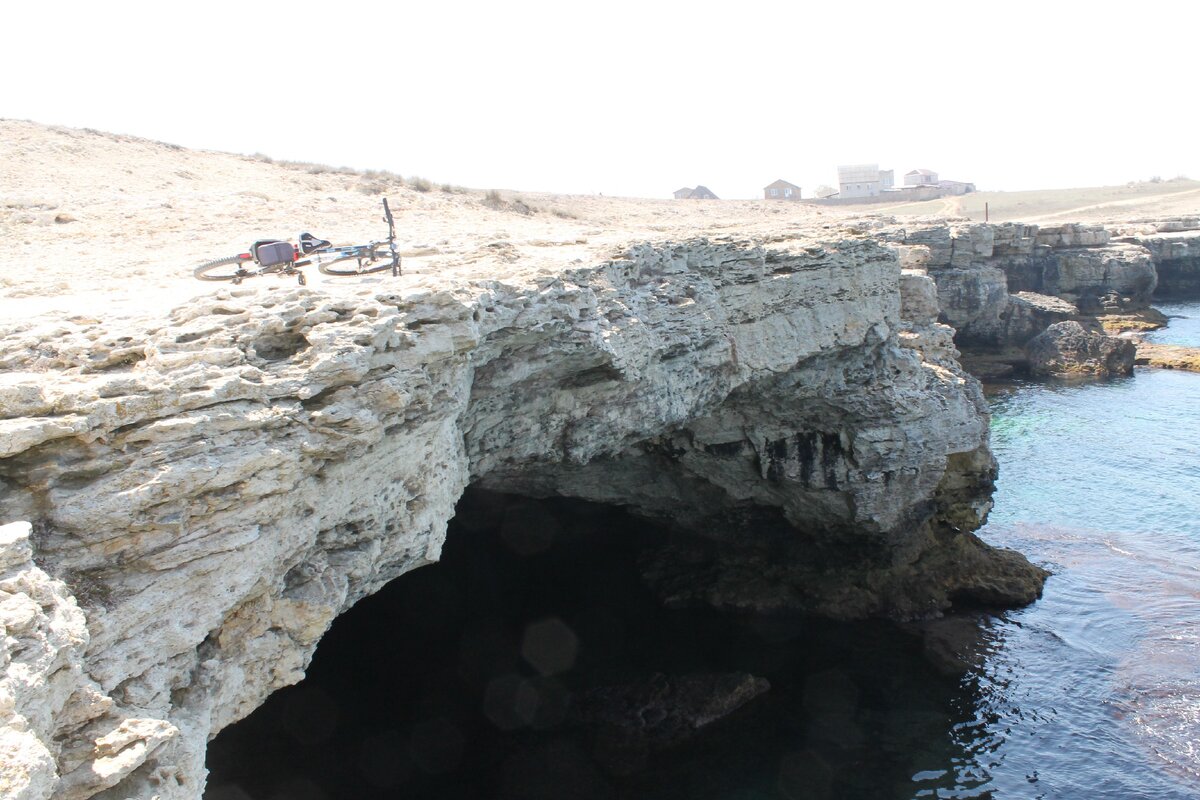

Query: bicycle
193;198;402;284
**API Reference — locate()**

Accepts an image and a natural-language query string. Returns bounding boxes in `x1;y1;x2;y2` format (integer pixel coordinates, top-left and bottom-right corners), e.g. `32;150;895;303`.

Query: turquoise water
1146;302;1200;347
956;361;1200;797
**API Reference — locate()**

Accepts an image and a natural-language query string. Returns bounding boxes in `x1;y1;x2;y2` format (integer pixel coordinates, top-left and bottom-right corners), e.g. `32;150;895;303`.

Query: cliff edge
0;121;1044;799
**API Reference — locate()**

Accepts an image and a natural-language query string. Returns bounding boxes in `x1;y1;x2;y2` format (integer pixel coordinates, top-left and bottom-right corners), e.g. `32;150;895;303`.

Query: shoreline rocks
894;220;1196;379
1026;321;1136;377
1133;341;1200;372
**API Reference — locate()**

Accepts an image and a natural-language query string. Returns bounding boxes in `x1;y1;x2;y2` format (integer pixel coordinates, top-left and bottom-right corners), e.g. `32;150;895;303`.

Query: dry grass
867;179;1200;223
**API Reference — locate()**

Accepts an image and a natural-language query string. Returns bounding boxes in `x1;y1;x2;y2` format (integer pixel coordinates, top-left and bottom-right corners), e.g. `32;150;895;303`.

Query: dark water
205;306;1200;800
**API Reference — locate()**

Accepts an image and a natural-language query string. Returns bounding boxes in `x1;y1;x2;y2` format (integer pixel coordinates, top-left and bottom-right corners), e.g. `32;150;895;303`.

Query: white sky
3;0;1197;199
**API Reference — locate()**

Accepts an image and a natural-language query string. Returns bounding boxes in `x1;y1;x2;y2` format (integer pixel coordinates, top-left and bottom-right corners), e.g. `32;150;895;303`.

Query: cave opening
204;489;978;800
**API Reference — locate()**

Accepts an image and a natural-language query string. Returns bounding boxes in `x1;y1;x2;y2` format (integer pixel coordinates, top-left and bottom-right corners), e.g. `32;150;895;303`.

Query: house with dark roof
763;179;802;200
673;185;720;200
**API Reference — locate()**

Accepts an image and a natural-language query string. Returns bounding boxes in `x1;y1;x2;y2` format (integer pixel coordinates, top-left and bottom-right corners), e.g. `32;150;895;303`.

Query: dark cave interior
204;489;978;800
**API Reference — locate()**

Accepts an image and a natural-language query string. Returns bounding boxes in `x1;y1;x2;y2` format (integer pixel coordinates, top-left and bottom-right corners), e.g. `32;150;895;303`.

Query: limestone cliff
890;220;1200;375
0;235;1040;799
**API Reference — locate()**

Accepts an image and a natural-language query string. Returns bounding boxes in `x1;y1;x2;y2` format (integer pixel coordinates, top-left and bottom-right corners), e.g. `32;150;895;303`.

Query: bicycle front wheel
317;255;397;276
194;255;253;281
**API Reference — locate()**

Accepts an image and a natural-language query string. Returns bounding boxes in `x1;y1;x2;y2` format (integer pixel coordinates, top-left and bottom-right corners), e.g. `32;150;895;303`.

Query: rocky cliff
889;219;1200;376
1126;223;1200;297
0;233;1043;799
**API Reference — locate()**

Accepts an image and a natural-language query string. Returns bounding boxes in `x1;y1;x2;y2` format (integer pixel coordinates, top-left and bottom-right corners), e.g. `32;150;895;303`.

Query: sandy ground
0;120;857;324
3;119;1197;325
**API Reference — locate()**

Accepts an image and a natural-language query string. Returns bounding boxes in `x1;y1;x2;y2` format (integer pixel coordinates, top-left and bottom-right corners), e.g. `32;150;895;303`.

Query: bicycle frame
300;198;400;274
193;198;400;284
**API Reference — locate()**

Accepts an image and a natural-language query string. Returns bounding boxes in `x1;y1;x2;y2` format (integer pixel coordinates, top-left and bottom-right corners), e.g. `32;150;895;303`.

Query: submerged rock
1026;320;1136;377
572;672;770;749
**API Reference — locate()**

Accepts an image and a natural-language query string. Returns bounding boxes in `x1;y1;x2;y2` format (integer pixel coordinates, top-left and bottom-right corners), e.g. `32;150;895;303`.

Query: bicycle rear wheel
317;255;397;276
194;255;253;281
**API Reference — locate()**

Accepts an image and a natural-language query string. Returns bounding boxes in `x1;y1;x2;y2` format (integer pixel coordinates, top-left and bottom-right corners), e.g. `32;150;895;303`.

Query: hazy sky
4;0;1196;199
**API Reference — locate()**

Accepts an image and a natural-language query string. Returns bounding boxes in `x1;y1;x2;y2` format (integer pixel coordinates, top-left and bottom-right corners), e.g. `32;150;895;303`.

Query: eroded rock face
0;235;1037;798
1132;232;1200;298
1026;320;1136;377
893;221;1174;373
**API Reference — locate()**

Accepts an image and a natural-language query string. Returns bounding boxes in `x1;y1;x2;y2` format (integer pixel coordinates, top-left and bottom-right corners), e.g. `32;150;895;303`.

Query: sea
945;301;1200;799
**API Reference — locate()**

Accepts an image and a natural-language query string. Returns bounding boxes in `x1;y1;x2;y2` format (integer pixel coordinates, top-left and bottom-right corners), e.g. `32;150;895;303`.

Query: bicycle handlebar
382;197;395;241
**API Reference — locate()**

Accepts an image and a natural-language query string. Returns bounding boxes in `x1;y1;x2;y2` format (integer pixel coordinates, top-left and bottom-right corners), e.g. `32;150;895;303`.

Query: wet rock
909;613;994;677
1095;307;1169;334
1026;320;1136;377
1134;341;1200;373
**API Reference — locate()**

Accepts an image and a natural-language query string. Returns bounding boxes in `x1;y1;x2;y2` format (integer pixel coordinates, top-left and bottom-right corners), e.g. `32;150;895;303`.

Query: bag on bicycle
252;240;295;267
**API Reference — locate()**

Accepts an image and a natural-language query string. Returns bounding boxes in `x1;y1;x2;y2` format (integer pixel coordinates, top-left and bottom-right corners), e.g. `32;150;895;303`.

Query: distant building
904;168;939;186
837;164;892;198
763;179;802;200
673;185;719;200
937;179;975;195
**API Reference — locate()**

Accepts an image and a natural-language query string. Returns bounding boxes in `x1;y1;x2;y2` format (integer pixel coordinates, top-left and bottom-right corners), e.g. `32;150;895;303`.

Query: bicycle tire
194;255;252;281
317;255;397;276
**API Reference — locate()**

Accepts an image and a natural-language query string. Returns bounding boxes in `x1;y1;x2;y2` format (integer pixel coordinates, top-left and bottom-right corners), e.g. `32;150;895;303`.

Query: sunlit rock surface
0;235;1041;798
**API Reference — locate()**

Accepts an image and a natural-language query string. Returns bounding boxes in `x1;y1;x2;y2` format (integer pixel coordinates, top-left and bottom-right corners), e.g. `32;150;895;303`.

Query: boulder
999;292;1078;346
1026;321;1135;377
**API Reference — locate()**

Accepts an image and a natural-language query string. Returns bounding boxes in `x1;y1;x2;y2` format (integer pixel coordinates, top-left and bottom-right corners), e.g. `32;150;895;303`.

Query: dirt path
1025;187;1200;222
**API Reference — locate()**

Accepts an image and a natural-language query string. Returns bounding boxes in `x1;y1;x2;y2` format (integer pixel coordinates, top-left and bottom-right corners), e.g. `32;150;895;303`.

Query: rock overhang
0;233;1042;800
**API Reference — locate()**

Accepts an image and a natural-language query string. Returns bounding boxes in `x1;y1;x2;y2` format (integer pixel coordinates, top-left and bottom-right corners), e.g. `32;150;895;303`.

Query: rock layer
0;234;1041;798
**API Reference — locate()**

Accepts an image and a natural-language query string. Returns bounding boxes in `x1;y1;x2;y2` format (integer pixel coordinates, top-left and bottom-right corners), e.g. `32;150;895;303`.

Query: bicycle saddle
299;232;331;254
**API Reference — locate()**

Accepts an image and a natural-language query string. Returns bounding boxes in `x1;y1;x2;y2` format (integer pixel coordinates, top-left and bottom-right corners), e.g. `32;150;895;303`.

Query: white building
904;168;939;186
837;164;892;198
